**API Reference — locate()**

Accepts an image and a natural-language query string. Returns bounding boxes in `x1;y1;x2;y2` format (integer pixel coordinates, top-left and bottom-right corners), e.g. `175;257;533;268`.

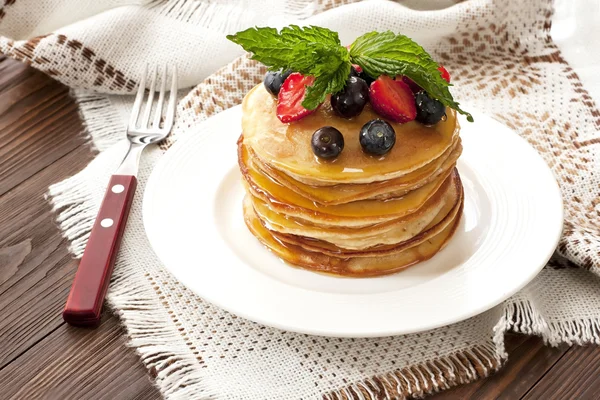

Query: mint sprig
227;26;349;110
226;26;472;121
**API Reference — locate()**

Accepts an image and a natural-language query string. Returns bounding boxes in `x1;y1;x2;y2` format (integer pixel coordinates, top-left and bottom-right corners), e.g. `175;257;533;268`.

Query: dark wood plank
495;338;568;400
0;313;161;400
523;345;600;400
0;59;85;196
0;59;159;399
0;146;92;368
0;58;30;93
0;62;98;368
0;240;32;286
0;64;50;112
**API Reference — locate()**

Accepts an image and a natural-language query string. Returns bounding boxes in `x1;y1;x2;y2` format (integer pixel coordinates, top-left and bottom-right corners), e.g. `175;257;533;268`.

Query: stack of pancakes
239;85;464;277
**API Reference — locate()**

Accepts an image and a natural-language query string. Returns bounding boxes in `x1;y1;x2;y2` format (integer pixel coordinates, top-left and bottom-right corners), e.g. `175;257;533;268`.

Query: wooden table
1;57;599;400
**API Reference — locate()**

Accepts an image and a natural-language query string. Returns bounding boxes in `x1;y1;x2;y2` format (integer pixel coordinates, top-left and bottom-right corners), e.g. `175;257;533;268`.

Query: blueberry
311;126;344;159
358;71;376;86
264;69;292;96
331;76;369;118
359;119;396;155
415;91;446;125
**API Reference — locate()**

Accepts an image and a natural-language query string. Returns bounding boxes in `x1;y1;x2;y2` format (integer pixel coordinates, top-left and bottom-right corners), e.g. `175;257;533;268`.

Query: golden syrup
239;139;452;219
243;147;449;218
249;171;458;246
271;184;462;257
251;139;461;205
243;194;464;277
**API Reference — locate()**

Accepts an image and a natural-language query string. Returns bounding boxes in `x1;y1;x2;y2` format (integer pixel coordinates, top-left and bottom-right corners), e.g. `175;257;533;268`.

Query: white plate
143;106;563;337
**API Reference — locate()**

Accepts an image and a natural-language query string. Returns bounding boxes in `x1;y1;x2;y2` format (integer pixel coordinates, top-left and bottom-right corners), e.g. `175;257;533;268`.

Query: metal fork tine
129;64;147;129
141;66;157;129
163;65;178;132
152;65;167;129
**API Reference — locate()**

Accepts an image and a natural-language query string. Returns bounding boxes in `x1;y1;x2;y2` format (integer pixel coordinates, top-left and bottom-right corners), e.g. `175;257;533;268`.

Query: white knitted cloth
2;0;600;398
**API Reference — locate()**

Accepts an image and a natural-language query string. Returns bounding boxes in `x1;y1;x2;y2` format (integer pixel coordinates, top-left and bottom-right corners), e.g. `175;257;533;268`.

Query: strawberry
352;64;363;74
369;75;416;123
438;65;450;83
277;73;317;123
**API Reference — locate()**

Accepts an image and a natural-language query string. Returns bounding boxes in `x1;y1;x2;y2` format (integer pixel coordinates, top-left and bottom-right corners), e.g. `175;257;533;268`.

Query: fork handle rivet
111;184;125;193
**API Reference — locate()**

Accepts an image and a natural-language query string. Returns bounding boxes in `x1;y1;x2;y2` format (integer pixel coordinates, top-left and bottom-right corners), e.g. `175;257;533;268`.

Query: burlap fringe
150;0;317;32
70;90;125;151
48;172;96;256
505;299;600;347
151;0;337;27
107;258;217;400
322;341;504;400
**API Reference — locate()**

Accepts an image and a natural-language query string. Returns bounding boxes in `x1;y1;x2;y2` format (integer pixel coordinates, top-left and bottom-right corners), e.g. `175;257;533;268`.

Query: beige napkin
2;0;600;398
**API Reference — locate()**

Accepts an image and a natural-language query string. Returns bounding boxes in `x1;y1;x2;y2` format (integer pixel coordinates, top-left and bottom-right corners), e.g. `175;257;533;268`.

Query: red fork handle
63;175;137;327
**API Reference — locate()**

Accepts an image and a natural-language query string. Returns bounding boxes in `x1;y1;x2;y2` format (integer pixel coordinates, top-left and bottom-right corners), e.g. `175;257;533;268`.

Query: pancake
251;169;461;250
239;140;452;227
238;81;464;277
269;176;463;257
242;84;460;185
250;138;462;205
243;194;463;277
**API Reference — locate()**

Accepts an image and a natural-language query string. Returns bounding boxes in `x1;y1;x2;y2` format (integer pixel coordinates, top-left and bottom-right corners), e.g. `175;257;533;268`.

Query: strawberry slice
277;73;317;123
438;65;451;83
370;75;416;123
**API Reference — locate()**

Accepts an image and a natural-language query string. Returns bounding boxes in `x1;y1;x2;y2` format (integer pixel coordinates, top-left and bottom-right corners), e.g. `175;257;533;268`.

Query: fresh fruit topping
358;71;376;86
311;126;344;159
351;65;363;75
227;26;472;121
401;76;422;93
438;65;450;83
264;70;292;96
369;75;416;123
415;91;446;125
277;73;317;123
360;119;396;155
331;76;369;118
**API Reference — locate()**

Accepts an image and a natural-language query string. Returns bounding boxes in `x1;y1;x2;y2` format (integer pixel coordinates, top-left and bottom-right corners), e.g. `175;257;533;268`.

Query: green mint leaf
226;26;351;110
280;25;341;46
350;31;473;122
302;62;351;110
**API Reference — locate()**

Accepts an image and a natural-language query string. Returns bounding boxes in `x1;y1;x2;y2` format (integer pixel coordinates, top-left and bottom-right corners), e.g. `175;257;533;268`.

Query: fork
63;65;177;327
